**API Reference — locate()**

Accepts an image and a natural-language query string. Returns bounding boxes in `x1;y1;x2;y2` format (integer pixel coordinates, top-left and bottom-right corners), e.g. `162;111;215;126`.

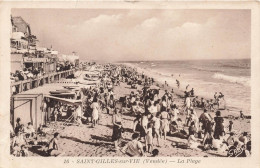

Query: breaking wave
212;73;250;87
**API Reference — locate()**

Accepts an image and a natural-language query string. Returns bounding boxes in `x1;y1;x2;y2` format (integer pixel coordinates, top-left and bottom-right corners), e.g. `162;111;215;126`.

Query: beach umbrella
149;85;160;90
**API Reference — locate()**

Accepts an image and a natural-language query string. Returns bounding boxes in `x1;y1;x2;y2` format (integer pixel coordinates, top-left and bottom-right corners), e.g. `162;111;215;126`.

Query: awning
24;57;48;63
44;95;82;105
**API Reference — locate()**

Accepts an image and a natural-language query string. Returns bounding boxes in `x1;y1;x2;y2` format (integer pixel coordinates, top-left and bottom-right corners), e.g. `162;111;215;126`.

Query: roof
12;16;31;36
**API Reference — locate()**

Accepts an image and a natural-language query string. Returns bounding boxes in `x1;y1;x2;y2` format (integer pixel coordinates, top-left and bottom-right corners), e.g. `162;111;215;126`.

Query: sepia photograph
8;8;253;158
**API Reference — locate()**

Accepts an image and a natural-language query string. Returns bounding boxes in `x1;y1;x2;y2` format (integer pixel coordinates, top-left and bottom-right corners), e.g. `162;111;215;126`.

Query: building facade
10;16;59;74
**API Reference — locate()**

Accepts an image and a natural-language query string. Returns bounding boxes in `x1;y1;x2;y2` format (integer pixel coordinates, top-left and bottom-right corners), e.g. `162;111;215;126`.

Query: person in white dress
148;102;158;115
91;97;100;127
75;105;82;125
170;104;179;122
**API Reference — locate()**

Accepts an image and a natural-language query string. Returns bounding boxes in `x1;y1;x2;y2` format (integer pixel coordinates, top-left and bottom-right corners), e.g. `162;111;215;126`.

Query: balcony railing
10;69;75;94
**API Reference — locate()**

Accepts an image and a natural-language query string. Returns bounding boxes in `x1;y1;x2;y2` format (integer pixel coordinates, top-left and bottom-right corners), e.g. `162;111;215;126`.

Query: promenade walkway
10;69;75;94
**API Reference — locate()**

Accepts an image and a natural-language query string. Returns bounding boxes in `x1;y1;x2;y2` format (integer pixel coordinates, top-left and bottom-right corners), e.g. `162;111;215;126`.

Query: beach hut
11;94;44;131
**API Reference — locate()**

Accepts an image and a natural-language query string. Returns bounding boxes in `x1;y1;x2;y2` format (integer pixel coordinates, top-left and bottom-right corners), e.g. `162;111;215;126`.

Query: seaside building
10;16;59;73
59;52;80;68
11;16;31;73
11;16;37;54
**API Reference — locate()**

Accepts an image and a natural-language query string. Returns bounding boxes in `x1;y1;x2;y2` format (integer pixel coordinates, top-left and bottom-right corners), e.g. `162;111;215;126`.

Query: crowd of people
11;118;35;157
10;63;251;157
11;62;75;83
10;67;44;83
10;62;76;95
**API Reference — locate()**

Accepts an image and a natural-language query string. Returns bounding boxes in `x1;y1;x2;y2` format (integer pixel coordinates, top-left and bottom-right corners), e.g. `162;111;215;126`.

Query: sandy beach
27;76;251;157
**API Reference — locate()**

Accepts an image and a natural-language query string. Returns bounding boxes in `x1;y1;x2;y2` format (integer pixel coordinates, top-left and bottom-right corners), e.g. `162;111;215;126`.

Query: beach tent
11;94;43;131
44;95;82;106
49;92;76;99
44;95;83;120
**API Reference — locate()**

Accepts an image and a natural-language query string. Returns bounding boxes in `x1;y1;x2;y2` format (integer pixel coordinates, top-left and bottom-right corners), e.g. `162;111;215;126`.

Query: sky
12;9;251;62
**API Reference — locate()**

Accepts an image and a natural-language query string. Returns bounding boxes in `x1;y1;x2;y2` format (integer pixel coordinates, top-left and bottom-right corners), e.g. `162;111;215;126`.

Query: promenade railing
10;69;75;94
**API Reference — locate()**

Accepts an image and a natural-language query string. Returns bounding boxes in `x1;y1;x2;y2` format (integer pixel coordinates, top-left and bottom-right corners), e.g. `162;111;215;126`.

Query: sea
122;59;251;114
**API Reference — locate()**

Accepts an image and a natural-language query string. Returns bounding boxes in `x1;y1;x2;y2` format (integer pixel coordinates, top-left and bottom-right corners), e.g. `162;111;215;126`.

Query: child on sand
48;132;64;156
25;122;35;138
20;145;29;157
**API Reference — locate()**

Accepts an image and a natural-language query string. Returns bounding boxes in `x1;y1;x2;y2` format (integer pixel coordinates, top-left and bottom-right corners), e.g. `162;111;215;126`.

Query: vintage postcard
0;1;259;168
